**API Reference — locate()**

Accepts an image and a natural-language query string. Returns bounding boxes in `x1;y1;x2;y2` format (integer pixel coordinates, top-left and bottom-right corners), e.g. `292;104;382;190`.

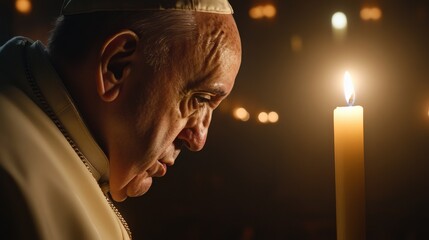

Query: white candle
334;71;365;240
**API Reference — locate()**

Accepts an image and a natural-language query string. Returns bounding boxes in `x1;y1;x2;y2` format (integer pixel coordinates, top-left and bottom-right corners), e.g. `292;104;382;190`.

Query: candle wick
347;92;355;106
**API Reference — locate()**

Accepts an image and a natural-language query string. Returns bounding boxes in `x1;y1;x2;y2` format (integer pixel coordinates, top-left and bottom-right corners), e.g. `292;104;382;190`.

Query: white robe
0;37;131;240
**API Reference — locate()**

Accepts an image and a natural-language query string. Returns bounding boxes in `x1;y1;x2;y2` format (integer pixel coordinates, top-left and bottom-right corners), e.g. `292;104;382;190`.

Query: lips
160;145;181;166
155;162;167;177
125;146;181;198
149;146;180;177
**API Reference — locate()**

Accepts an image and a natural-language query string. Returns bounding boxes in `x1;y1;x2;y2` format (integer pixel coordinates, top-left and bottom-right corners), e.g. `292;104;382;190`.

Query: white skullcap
61;0;233;15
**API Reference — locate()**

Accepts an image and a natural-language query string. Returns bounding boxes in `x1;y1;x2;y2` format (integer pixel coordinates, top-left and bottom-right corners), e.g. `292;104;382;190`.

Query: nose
177;108;212;151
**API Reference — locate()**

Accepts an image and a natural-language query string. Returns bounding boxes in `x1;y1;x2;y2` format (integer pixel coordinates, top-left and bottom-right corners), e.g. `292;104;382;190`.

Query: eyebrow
186;74;228;97
209;86;228;97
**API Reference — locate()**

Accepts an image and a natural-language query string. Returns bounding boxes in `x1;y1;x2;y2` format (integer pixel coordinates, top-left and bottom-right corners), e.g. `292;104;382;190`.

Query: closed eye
195;94;212;103
193;89;228;109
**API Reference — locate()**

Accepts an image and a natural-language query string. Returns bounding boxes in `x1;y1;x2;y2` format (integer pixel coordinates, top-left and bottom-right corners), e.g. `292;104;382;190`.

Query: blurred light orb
249;4;276;19
268;111;279;123
249;6;264;19
258;112;269;123
233;107;250;122
360;7;382;21
332;12;347;29
262;4;276;18
15;0;32;14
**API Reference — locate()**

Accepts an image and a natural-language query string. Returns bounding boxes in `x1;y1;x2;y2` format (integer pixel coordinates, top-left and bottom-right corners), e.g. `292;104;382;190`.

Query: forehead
174;13;241;93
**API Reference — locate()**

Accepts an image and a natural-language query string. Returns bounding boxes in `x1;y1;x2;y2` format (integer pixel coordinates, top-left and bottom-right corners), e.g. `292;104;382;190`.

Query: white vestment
0;37;131;240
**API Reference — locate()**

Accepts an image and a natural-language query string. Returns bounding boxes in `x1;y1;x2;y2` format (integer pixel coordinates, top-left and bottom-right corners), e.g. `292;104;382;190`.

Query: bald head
195;12;241;68
167;13;241;90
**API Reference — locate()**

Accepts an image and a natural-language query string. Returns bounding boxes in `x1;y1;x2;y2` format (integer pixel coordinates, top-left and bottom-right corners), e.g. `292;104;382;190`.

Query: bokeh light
249;4;277;19
332;12;347;29
233;107;250;122
15;0;32;14
258;112;269;123
249;6;264;19
268;111;279;123
360;7;382;21
262;4;276;18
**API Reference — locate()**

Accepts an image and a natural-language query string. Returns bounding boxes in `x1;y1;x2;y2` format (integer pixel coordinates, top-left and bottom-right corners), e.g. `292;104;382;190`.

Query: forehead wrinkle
178;13;240;96
201;26;225;68
184;63;222;93
186;15;230;86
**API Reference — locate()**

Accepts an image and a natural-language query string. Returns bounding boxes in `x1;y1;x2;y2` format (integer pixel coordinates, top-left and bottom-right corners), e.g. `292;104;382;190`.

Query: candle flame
344;71;355;106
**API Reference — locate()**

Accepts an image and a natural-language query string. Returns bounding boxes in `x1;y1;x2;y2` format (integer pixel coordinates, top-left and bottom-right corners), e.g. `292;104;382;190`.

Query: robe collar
25;40;109;182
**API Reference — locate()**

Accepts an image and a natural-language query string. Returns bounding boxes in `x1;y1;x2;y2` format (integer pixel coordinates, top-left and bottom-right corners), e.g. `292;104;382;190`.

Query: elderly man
0;0;241;239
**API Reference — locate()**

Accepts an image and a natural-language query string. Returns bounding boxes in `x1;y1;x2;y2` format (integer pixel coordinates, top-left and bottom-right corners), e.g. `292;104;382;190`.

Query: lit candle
333;71;365;240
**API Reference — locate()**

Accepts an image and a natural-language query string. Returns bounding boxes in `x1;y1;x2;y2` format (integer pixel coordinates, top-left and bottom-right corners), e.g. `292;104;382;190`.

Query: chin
126;173;153;198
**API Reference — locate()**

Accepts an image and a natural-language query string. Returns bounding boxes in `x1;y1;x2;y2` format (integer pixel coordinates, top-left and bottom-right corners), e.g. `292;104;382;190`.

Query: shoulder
0;166;40;240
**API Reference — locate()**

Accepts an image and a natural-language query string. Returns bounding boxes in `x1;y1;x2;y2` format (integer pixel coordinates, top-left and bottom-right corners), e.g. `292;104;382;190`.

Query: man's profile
0;0;241;239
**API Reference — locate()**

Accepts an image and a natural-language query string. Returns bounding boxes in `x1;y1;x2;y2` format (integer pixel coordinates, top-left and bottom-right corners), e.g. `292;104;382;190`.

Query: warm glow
291;35;303;52
332;12;347;29
268;111;279;123
360;7;382;21
262;4;276;18
249;4;276;19
233;107;250;121
258;112;269;123
15;0;32;14
249;6;264;19
343;71;355;106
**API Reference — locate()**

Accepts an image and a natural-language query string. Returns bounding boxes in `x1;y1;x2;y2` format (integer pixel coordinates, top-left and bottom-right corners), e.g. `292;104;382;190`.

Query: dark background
2;0;429;239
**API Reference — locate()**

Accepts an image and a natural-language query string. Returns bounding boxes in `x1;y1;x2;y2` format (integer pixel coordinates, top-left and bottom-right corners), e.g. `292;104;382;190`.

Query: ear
97;30;139;102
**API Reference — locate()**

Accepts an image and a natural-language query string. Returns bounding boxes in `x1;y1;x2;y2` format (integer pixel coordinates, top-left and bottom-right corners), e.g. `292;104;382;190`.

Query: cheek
156;107;186;146
135;101;183;154
119;67;186;157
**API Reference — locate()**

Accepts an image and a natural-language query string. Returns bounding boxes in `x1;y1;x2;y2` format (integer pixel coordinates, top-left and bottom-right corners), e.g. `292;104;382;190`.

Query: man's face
107;13;241;201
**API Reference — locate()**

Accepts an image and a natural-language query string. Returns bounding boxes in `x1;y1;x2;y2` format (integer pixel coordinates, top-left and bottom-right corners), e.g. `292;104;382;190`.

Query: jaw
125;172;153;198
110;169;153;202
108;143;181;202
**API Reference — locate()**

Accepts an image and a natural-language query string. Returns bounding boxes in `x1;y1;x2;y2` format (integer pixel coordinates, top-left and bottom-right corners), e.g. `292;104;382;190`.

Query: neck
50;52;108;156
